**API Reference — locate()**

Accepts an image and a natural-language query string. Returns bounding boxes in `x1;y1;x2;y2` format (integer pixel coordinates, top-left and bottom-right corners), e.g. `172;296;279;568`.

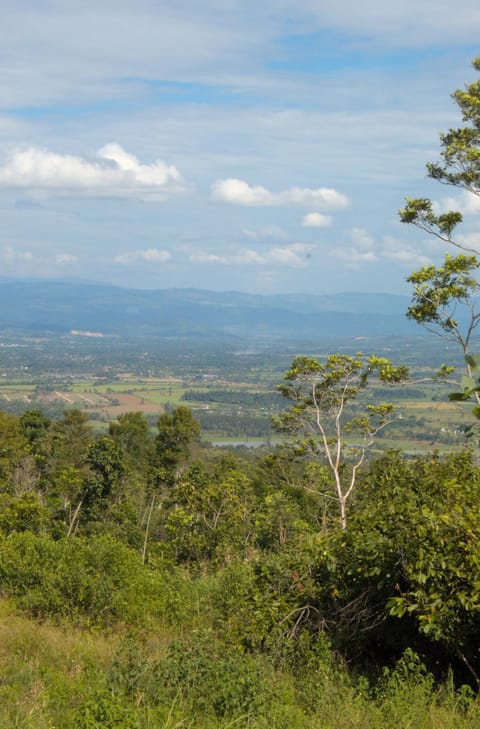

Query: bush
0;532;173;625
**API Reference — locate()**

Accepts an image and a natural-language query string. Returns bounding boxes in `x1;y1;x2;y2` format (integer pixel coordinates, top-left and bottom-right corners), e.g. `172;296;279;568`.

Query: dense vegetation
1;398;480;727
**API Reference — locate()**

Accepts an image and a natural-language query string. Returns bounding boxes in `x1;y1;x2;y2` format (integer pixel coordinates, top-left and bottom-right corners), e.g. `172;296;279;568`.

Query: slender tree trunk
67;497;83;537
339;497;347;531
141;492;156;564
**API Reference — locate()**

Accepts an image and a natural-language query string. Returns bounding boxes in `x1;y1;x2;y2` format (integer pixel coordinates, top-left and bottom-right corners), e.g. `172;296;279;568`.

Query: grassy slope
1;595;479;729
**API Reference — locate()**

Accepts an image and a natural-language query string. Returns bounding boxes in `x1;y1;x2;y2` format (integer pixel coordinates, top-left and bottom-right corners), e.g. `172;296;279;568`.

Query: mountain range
0;280;419;341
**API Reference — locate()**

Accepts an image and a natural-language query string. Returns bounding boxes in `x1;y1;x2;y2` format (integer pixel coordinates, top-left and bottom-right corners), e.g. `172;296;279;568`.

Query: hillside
0;280;417;341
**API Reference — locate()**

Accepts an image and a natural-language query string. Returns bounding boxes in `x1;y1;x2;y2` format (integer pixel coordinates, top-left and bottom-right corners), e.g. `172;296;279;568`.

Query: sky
0;0;479;295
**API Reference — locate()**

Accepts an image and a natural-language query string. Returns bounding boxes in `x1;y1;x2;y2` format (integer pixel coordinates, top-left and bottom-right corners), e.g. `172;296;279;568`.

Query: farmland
0;329;476;452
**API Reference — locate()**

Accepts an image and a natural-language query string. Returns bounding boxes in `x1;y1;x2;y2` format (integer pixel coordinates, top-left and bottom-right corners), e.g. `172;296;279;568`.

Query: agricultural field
0;330;477;451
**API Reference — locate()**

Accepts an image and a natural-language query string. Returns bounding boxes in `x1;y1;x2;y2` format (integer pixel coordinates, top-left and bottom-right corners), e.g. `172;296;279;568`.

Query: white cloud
243;225;288;240
456;231;480;252
274;0;480;47
462;193;480;215
381;249;431;266
112;248;172;265
1;2;478;114
330;247;378;265
0;247;34;264
190;242;313;267
330;232;432;268
329;228;378;265
211;178;348;210
0;144;186;201
350;227;376;250
190;249;265;265
438;191;480;217
54;253;79;265
268;243;312;267
302;212;332;228
380;236;432;266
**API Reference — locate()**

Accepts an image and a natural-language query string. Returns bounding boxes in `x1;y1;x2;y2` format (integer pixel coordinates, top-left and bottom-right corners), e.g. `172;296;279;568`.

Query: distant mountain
0;280;418;341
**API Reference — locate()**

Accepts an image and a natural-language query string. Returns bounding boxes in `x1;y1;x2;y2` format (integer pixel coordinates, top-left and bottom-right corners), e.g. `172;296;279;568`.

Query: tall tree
274;354;408;530
400;56;480;254
108;411;153;477
154;406;201;484
400;56;480;412
48;409;94;536
142;406;200;562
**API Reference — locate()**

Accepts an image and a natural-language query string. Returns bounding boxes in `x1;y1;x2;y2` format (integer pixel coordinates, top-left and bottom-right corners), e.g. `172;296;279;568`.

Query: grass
1;594;480;729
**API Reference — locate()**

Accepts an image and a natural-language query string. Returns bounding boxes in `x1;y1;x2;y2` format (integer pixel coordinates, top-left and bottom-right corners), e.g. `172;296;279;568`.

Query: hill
0;280;417;341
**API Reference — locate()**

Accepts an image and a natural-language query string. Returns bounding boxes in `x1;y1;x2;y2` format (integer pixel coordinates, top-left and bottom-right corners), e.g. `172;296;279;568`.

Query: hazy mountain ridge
0;280;417;340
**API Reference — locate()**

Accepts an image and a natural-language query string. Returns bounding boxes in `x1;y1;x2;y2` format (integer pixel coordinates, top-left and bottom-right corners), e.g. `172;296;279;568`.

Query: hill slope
0;280;417;341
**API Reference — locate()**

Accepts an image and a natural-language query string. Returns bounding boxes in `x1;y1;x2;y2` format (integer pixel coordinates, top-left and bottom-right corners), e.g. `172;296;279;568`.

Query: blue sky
1;0;479;294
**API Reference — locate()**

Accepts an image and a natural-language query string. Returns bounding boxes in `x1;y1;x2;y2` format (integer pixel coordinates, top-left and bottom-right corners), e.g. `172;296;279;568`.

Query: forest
2;57;480;729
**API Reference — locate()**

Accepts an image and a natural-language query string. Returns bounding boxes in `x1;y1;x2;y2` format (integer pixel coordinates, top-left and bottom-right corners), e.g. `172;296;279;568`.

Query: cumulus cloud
0;144;186;201
190;243;313;267
211;178;348;210
437;192;480;219
112;248;172;265
302;212;333;228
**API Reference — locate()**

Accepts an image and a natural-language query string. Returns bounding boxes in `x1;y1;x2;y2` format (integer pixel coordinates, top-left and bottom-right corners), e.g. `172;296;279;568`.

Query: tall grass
1;598;479;729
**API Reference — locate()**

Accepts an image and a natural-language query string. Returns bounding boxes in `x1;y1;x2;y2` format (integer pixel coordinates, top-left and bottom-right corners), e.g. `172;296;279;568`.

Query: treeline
194;410;273;436
182;388;282;408
1;404;480;726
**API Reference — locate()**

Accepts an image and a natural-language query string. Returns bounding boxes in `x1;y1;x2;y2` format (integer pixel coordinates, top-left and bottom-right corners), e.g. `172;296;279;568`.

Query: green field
0;331;477;452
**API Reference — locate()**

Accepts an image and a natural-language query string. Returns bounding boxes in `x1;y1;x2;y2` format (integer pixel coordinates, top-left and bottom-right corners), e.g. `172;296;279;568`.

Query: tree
0;411;31;492
400;56;480;412
163;456;256;563
108;411;153;476
142;406;200;562
47;409;94;536
400;56;480;254
83;435;127;523
274;354;408;530
154;406;201;484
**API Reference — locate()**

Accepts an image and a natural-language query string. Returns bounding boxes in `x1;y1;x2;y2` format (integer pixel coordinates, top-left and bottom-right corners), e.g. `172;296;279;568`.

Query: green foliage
0;533;172;625
401;56;480;422
163;456;256;563
155;406;200;484
0;492;50;534
152;632;270;719
3;360;480;721
407;254;480;333
400;198;464;241
275;353;408;529
0;410;29;489
75;693;142;729
83;436;127;521
19;408;51;446
400;56;480;246
108;411;153;475
305;449;480;683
